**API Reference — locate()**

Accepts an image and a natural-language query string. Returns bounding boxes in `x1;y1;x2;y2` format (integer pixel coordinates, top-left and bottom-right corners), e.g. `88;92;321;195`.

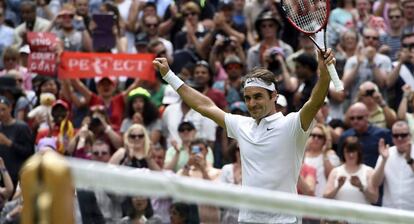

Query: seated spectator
371;120;414;211
66;124;95;159
356;81;397;129
324;136;377;204
304;123;341;197
177;138;220;224
338;102;392;168
120;87;162;145
164;121;214;172
170;202;200;224
109;124;160;170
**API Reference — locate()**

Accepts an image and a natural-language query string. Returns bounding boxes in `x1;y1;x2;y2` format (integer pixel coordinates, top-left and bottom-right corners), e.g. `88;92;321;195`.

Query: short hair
21;0;37;10
342;136;363;164
148;39;163;52
2;47;19;61
293;53;318;72
182;1;200;15
241;68;278;93
190;138;208;150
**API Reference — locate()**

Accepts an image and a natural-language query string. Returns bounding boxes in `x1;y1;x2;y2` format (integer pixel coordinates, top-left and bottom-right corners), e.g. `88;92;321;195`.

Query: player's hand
153;58;170;76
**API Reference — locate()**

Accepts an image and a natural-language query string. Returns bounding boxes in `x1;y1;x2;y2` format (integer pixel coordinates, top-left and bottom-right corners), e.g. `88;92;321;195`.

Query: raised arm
300;49;335;131
153;58;226;128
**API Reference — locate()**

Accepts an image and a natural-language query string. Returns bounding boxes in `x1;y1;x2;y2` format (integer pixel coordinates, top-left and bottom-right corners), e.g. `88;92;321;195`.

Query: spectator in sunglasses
109;124;160;170
304;123;340;198
371;120;414;211
338;102;392;168
357;81;397;129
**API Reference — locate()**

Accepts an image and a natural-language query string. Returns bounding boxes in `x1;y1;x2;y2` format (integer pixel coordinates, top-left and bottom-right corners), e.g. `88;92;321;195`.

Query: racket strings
283;0;327;33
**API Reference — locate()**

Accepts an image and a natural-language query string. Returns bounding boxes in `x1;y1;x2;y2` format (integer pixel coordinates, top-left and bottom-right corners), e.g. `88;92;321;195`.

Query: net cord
68;158;414;224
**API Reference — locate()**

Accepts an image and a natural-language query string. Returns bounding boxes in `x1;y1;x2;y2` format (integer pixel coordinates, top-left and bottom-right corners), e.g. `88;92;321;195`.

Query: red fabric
89;93;125;131
206;88;228;110
298;164;317;195
58;52;156;82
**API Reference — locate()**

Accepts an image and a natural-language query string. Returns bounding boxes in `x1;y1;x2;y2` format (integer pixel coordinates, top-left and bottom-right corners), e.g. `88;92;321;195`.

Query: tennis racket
281;0;344;91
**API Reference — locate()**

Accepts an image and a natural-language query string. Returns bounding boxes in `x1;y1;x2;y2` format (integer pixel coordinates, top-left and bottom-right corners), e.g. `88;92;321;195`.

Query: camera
365;89;375;96
223;37;232;45
191;145;201;154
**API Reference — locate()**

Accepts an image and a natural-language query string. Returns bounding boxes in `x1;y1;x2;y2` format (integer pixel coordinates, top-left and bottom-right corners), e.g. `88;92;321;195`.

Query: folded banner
59;52;156;82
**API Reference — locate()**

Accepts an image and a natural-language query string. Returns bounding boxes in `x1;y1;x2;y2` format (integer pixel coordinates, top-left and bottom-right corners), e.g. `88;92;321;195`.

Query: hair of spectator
195;60;214;87
144;2;157;10
339;29;359;46
126;95;159;126
182;1;201;15
34;77;61;107
144;14;161;28
123;124;151;155
387;3;404;17
125;197;154;220
342;136;363;164
393;120;410;131
337;0;356;8
148;39;163;52
190;138;208;149
170;202;191;223
20;0;37;11
242;67;278;95
2;46;19;62
314;123;332;148
226;142;240;163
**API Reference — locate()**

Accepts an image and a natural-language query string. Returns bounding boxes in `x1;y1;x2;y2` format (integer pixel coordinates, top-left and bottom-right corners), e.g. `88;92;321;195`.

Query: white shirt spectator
375;145;414;211
225;111;313;223
162;102;217;147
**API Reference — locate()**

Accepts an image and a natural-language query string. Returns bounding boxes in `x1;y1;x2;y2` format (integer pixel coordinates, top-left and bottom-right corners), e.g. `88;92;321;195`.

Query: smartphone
92;13;116;52
191;145;201;154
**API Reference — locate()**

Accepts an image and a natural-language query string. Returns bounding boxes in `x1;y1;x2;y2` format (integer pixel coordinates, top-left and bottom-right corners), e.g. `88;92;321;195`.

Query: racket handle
327;63;344;91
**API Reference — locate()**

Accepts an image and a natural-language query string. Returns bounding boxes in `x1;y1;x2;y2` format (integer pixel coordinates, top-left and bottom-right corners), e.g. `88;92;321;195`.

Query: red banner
58;52;156;82
27;32;59;76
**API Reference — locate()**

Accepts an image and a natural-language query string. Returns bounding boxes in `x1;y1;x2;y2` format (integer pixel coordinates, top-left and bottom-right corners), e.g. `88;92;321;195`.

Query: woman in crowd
109;124;160;170
99;1;128;53
120;196;161;224
120;87;162;145
304;123;341;197
0;47;32;92
323;136;377;204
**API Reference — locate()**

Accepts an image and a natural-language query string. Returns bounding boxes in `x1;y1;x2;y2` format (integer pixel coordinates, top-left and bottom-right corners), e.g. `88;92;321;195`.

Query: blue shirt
338;125;392;168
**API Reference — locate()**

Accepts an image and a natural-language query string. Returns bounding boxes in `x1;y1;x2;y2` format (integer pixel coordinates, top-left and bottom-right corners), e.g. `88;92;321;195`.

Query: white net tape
68;158;414;224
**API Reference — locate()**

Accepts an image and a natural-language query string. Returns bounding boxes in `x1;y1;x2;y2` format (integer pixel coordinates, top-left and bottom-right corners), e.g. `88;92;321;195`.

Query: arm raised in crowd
70;79;93;104
153;58;226;128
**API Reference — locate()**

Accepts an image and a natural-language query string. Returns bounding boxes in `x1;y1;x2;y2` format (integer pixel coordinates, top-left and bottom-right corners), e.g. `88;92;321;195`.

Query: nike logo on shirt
267;127;274;131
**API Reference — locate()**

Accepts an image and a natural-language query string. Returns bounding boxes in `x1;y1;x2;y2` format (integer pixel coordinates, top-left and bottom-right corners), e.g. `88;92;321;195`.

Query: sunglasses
145;23;158;28
156;50;167;57
178;127;193;132
392;133;409;139
389;15;402;20
93;151;109;156
225;63;242;70
350;116;364;121
364;35;379;40
129;134;145;140
183;12;197;17
310;133;325;140
402;43;414;49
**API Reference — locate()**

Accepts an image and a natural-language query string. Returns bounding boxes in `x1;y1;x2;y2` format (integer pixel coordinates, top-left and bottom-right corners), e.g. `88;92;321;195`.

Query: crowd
0;0;413;223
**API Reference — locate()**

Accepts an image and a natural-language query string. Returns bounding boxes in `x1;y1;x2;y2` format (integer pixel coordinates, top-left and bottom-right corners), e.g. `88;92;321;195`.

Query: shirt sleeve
224;113;240;139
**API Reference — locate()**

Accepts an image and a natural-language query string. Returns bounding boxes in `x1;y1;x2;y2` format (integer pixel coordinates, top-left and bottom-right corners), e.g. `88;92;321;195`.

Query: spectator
244;0;266;46
164;121;214;172
327;0;356;48
66;124;95;159
177;138;220;224
98;1;128;53
113;0;139;53
342;27;392;103
170;202;199;224
286;33;316;73
48;4;93;52
304;123;341;197
398;85;414;136
338;102;392;168
142;14;173;58
134;32;150;53
355;0;386;34
109;124;160;170
293;53;319;110
402;0;414;26
120;196;161;224
357;81;397;129
371;120;414;211
149;39;173;66
247;10;293;71
0;75;30;121
121;87;162;145
0;5;14;66
73;0;91;32
13;1;51;48
324;136;378;204
379;4;404;61
0;47;31;92
0;95;33;189
0;157;13;210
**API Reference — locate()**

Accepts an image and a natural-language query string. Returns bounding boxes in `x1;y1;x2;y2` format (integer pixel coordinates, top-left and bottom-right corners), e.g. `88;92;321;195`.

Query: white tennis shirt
225;111;313;223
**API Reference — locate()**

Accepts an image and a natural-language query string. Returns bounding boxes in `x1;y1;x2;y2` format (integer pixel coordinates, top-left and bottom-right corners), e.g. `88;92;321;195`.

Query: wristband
163;70;184;91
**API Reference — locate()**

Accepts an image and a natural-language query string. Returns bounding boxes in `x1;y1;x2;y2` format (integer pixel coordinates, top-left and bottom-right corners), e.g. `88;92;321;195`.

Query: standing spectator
324;136;378;204
355;0;386;34
48;4;92;52
402;0;414;26
338;102;392;168
342;28;392;103
380;5;404;61
371;120;414;211
356;81;397;129
293;54;319;111
0;47;31;92
73;0;91;32
13;1;51;48
0;5;14;67
0;96;33;189
244;0;266;46
247;10;293;71
304;123;341;197
109;124;160;170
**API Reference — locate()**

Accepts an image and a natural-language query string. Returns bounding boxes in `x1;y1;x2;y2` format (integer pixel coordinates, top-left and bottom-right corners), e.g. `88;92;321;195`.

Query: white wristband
163;70;184;91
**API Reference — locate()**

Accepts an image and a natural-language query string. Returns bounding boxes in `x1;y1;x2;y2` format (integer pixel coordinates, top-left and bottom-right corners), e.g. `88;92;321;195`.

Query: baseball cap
276;94;287;107
52;99;69;110
135;32;150;46
19;45;31;54
162;85;181;105
178;121;196;132
128;87;151;100
0;96;10;106
230;101;248;113
94;76;117;84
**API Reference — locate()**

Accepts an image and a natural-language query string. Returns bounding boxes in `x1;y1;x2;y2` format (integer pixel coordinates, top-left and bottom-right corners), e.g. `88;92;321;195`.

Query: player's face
244;87;276;120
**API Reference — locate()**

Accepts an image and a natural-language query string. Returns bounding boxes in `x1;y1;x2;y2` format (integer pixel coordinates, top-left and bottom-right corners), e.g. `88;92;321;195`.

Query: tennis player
153;49;335;224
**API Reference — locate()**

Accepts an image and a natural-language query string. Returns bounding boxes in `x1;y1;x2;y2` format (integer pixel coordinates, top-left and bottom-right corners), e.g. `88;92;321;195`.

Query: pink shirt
0;66;33;91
